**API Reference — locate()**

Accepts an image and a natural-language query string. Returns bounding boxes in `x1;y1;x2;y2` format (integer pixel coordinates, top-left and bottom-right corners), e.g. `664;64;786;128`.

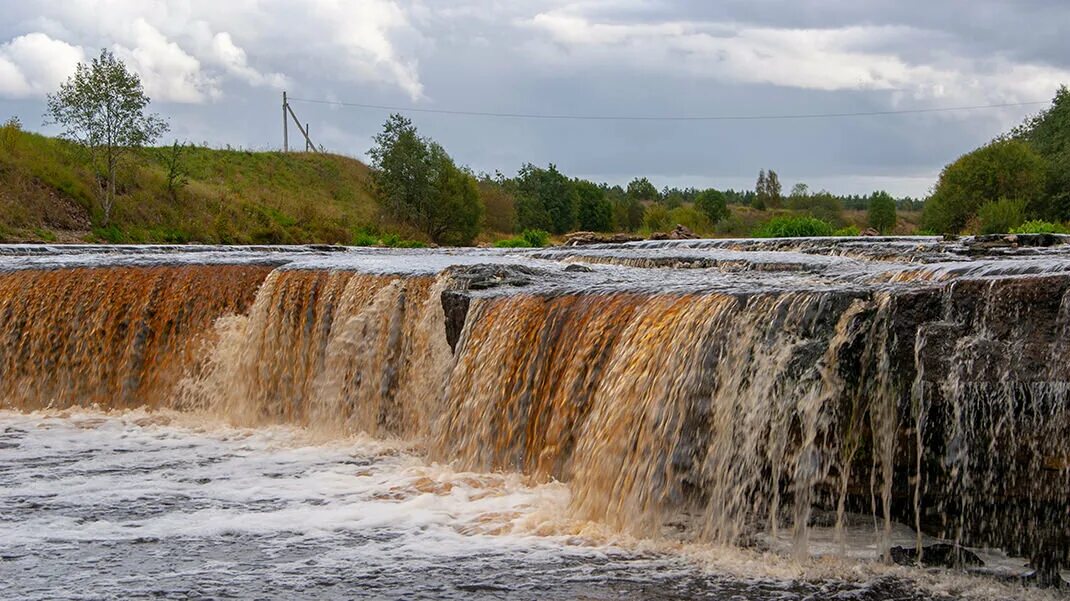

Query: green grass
0;126;412;244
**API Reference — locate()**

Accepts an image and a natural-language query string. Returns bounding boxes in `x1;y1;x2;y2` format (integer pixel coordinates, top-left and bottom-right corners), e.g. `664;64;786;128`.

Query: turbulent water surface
0;411;1046;601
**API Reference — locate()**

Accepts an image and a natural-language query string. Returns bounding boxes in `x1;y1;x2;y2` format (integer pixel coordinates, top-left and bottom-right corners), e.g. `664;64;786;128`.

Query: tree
626;177;659;203
765;170;782;208
45;49;168;225
164;140;190;200
867;190;897;233
754;170;768;209
1013;86;1070;220
574;179;613;231
694;188;728;223
790;182;809;198
923;139;1046;233
514;163;577;234
368;114;483;244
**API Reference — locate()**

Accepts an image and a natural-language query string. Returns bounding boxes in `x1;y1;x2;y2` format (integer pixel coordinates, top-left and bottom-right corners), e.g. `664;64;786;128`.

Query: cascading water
2;239;1069;598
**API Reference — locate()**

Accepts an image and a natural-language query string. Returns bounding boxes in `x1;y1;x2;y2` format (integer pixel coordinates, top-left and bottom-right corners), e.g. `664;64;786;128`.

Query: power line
286;96;1049;122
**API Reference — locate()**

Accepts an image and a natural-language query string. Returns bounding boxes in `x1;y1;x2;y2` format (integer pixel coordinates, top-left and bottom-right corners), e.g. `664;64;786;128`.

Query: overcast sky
2;1;1068;197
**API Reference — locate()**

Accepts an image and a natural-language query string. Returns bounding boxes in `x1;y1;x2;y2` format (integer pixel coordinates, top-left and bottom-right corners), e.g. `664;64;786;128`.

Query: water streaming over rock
1;241;1068;590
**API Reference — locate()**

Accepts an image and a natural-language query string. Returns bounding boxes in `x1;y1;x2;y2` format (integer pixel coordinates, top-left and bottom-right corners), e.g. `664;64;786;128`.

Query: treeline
923;86;1070;234
371;113;918;244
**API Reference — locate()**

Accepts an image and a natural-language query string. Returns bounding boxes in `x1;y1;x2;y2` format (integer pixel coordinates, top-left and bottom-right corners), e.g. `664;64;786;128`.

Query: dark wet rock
307;244;347;252
444;264;546;290
440;291;470;353
964;233;1069;253
890;544;983;568
562;231;643;246
563;264;593;273
439;264;555;352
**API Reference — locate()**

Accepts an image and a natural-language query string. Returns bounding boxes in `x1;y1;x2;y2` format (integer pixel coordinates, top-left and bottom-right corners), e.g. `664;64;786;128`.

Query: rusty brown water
1;248;1067;590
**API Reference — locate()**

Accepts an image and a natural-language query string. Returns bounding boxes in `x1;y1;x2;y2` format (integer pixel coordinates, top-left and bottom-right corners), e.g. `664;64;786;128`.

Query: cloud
0;0;422;102
0;32;84;97
524;10;1070;105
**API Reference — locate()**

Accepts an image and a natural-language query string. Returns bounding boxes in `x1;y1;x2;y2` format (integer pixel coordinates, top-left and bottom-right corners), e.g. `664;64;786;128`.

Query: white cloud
0;0;422;102
110;19;217;103
524;10;1070;105
0;33;84;98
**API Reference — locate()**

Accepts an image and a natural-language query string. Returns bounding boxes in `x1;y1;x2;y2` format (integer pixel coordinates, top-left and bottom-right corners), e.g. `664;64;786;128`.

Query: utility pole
280;91;319;153
282;91;289;152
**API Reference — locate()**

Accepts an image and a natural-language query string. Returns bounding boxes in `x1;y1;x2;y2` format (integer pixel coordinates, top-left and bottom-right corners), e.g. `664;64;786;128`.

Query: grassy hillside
0;126;391;244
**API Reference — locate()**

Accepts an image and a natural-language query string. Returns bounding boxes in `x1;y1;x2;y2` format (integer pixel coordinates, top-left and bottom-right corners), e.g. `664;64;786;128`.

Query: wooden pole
306;123;310;151
282;91;289;152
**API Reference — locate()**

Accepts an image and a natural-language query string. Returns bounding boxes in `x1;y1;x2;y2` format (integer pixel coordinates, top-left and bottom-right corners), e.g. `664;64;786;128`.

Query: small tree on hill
368;114;483;244
868;191;897;233
45;49;168;225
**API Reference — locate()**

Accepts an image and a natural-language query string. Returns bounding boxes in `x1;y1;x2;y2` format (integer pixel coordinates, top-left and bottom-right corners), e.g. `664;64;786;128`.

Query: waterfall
0;251;1067;577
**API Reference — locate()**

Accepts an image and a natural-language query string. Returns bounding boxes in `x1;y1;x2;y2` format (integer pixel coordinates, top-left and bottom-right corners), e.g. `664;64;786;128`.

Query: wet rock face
889;544;983;569
439;264;556;352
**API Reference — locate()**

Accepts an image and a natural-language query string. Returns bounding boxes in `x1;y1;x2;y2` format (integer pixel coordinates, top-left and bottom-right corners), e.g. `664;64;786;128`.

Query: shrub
752;216;835;238
668;206;712;235
351;229;378;246
381;233;427;248
1010;220;1068;234
642;204;672;232
833;225;861;236
977;198;1027;234
493;228;550;248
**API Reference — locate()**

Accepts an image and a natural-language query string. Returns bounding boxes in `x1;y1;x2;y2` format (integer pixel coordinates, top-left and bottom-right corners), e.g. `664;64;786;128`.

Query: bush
351;229;378;246
977;198;1027;234
752;216;835;238
380;233;427;248
668;206;712;235
493;228;550;248
833;225;861;236
694;189;729;223
923;139;1046;233
1010;220;1068;234
642;204;672;232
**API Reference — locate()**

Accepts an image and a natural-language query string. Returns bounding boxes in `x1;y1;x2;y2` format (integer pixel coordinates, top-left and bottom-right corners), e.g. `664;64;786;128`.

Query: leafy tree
1013;86;1070;220
790;182;809;198
574;179;613;231
922;139;1046;233
694;188;728;223
428;149;483;245
867;190;897;233
786;190;844;224
45;49;168;225
626;177;659;203
754;170;768;209
368;114;483;244
765;170;782;208
515;163;577;234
